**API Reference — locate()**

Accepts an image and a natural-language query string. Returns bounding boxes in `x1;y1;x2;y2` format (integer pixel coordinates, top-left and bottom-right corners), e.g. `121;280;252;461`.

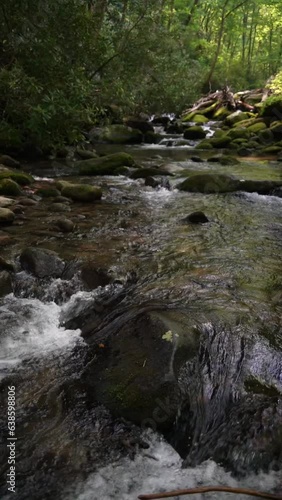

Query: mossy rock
60;182;102;202
233;117;261;128
36;187;61;198
100;124;143;144
0;207;15;224
0;170;33;186
144;131;162;144
246;140;260;149
190;114;209;124
225;111;253;126
76;148;98;160
207;155;240;166
212;129;225;138
261;95;282;117
248;122;267;133
77;152;135;176
260;145;282;155
0;155;21;168
195;140;213;150
226;128;251;140
82;307;200;430
177;173;240;193
0;179;21;196
257;128;274;144
183;126;207;140
231;138;248;145
209;135;232;148
213;106;231;120
269;122;282;139
239;179;282;194
131;168;172;179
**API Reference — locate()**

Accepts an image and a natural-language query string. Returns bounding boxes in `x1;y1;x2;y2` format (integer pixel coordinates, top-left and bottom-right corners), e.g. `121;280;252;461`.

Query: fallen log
138;485;282;500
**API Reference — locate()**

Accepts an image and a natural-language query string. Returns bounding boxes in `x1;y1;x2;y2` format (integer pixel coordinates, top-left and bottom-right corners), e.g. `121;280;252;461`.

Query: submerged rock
53;218;74;233
20;247;65;278
80;263;112;290
82;307;200;431
182;211;209;224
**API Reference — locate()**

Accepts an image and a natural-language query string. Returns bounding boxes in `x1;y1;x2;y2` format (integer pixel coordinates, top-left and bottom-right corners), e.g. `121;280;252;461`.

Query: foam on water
67;431;281;500
0;294;82;379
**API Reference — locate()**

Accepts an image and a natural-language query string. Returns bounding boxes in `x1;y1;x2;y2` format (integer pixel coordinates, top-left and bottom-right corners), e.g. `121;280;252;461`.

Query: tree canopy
0;0;281;150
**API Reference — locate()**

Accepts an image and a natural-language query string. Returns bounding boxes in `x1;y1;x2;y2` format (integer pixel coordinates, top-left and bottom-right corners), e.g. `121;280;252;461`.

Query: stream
0;126;282;499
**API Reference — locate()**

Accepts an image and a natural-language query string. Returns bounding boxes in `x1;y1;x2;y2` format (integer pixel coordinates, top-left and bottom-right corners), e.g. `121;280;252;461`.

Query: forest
0;0;282;151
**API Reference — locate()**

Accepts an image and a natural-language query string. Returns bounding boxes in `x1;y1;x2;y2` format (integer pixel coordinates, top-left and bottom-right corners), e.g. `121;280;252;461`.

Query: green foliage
0;0;281;151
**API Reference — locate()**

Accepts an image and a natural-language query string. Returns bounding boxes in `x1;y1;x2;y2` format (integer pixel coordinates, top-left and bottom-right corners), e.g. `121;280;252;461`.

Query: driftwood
138;485;282;500
182;85;272;118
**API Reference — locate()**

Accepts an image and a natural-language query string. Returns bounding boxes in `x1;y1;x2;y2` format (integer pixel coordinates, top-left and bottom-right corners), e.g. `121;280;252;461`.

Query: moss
261;95;282;117
77;152;134;176
0;179;21;196
213;129;225;138
0;171;33;186
60;182;102;202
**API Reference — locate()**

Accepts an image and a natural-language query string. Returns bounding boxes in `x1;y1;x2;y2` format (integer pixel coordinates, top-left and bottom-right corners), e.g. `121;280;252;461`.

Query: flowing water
0;129;282;499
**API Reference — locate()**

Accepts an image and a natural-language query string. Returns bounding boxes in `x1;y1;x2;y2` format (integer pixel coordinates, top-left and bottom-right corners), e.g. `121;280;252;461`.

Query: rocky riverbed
0;117;282;499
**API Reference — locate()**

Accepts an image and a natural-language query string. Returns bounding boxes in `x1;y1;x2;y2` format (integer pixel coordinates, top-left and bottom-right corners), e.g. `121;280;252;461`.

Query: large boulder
91;124;143;144
0;208;15;224
177;174;240;193
183;126;207;140
82;307;200;430
76;152;134;176
58;182;102;202
20;247;65;278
